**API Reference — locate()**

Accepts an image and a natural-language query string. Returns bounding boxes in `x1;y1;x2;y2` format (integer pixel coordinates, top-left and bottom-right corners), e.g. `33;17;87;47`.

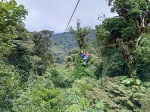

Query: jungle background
0;0;150;112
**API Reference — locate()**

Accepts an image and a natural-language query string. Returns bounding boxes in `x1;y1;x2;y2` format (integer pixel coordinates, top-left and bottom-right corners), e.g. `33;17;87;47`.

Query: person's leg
86;60;89;64
84;59;88;65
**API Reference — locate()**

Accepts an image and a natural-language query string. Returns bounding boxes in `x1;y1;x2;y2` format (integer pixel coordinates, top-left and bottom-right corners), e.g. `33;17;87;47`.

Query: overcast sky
16;0;116;34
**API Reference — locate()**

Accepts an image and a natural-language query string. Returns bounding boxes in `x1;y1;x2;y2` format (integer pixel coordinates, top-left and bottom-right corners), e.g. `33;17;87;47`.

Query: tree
95;21;130;77
95;0;150;80
69;19;91;49
107;0;150;46
0;66;20;111
7;22;35;82
0;0;27;42
0;0;27;111
0;0;28;62
32;30;53;56
31;30;54;75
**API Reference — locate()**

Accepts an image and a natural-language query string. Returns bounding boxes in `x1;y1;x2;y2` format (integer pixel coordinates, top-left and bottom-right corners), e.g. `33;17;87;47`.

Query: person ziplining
80;51;92;65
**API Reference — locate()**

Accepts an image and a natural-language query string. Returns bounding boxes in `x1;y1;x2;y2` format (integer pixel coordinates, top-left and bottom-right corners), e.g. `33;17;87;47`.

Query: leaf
95;101;104;109
119;76;128;81
66;92;80;104
67;104;81;112
135;79;141;85
80;98;90;110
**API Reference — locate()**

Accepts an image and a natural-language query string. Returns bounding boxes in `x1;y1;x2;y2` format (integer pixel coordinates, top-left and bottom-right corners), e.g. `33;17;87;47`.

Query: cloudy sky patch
16;0;116;33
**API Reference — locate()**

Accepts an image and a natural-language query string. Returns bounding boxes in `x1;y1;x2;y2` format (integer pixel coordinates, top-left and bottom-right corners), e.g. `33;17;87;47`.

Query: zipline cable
62;0;81;37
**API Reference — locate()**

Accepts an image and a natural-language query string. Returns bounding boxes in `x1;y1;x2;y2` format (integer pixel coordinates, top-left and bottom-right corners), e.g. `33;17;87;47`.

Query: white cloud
16;0;116;33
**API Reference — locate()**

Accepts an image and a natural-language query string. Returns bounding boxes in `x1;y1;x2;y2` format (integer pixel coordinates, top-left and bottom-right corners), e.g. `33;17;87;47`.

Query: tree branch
136;33;142;46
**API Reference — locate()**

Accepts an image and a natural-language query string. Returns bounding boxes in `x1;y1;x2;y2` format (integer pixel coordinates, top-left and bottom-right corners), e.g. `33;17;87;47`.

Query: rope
62;0;81;37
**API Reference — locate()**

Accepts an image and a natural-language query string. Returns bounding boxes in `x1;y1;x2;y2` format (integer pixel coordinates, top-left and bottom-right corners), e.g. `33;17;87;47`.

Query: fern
66;92;81;104
80;98;90;110
66;104;81;112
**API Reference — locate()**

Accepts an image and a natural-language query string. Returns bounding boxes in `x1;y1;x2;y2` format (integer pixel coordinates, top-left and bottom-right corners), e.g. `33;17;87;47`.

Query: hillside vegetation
51;30;95;63
0;0;150;112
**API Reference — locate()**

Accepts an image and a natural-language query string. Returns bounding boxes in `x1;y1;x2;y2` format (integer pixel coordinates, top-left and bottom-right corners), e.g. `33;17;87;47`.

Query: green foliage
0;65;20;112
135;33;150;80
67;104;81;112
95;14;150;80
140;85;150;111
59;77;105;112
13;88;61;112
93;76;150;111
49;67;75;88
51;32;78;63
102;0;150;80
73;55;88;78
110;0;150;21
51;30;95;63
103;17;127;39
80;98;90;110
94;25;129;77
72;54;96;79
121;25;138;41
102;48;128;76
120;76;141;85
66;56;74;62
0;0;27;53
12;72;61;112
69;19;91;49
30;30;54;76
0;1;29;111
66;92;81;104
0;0;27;57
7;24;34;82
0;0;27;33
94;25;110;46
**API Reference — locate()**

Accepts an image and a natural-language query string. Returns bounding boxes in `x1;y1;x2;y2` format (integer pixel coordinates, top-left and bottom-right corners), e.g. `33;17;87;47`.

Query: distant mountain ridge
51;30;95;52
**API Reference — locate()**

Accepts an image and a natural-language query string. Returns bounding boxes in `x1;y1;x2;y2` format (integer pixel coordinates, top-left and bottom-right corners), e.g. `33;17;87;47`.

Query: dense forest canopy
0;0;150;111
